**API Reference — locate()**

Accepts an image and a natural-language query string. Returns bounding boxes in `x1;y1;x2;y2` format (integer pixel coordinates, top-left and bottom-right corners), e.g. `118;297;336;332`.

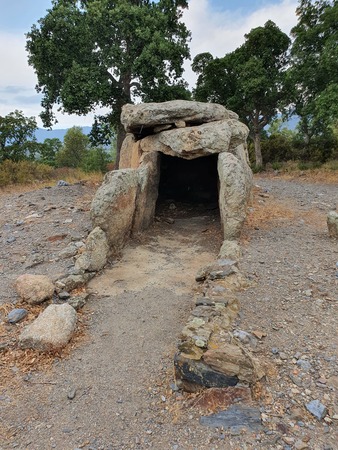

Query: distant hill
35;126;91;143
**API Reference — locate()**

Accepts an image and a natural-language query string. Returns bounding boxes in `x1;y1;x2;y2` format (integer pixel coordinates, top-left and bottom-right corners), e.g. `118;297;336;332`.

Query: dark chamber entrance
158;153;219;204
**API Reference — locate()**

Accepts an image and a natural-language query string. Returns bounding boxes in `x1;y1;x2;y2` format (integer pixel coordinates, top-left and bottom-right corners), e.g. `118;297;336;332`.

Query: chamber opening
158;153;219;203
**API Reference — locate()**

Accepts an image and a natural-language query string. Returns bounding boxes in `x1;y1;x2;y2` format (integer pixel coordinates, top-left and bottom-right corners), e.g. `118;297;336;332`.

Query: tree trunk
115;122;126;169
254;131;263;168
115;72;132;169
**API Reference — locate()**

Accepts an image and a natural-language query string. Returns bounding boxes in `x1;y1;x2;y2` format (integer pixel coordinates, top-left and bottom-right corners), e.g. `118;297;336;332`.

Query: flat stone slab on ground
200;405;262;432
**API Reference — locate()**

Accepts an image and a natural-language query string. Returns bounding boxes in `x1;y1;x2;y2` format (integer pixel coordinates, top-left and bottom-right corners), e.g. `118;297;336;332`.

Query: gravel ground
0;175;337;450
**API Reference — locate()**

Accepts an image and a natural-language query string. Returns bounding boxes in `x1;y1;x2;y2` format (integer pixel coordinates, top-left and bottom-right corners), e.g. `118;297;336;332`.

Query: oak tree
26;0;191;165
193;20;290;168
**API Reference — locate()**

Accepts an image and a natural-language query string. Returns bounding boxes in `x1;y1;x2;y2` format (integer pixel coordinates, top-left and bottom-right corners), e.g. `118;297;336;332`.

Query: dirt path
0;176;337;450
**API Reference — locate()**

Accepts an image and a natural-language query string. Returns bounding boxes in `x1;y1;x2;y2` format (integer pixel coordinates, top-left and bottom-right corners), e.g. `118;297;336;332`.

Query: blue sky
0;0;298;128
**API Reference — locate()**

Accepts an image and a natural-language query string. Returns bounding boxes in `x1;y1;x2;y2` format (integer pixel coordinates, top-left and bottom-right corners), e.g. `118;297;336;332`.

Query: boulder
218;152;252;240
140;120;233;160
19;303;77;351
121;100;236;133
327;210;338;238
75;226;109;272
91;169;139;254
15;274;54;305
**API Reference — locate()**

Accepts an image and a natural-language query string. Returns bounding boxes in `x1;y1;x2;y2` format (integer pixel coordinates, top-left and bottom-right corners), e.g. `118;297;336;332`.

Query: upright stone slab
327;210;338;238
132;153;160;233
91;169;139;255
218;152;251;240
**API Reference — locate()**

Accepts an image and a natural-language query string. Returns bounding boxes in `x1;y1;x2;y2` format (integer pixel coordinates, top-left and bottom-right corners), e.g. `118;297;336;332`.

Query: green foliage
0;160;53;186
26;0;191;161
0;110;38;162
289;0;338;140
37;138;63;166
81;147;112;173
193;20;290;168
56;126;89;168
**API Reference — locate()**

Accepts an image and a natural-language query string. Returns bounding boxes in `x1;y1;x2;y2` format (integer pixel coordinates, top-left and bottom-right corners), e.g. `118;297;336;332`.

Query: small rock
283;437;295;445
67;294;88;310
294;440;309;450
233;330;257;348
303;289;313;297
57;180;69;186
306;399;327;420
67;388;77;400
15;274;55;305
58;291;70;300
7;309;28;324
297;359;311;371
163;217;175;224
6;236;16;243
252;330;266;340
279;352;288;360
58;243;79;259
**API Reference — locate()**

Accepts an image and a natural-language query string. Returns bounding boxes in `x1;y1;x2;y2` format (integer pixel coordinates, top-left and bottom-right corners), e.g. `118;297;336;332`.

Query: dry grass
0;168;103;197
0;301;90;390
261;163;338;185
244;187;296;232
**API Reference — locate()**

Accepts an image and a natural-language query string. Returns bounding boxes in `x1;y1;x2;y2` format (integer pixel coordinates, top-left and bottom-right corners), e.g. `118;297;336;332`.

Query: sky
0;0;299;129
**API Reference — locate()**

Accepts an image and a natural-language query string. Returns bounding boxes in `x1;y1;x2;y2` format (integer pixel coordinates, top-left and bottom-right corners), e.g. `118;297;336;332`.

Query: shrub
0;160;53;186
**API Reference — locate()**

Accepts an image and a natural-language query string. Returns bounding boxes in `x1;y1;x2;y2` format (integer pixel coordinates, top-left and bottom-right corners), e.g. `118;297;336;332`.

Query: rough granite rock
132;153;160;233
140;120;233;160
15;274;55;305
19;303;77;351
218;240;242;261
75;226;109;272
218;152;252;240
327;210;338;238
121;100;237;133
91;169;139;254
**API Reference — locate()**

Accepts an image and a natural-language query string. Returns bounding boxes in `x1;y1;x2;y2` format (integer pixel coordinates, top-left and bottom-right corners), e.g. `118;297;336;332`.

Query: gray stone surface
7;308;28;324
132;153;160;233
306;400;327;420
121;100;235;133
15;274;55;305
140;120;233;159
200;405;262;431
218;152;252;240
91;169;139;255
75;227;109;272
218;240;242;261
19;303;77;351
327;210;338;238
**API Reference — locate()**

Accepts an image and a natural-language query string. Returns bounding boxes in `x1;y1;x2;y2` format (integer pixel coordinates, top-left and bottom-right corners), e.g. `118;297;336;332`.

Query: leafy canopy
0;110;38;162
290;0;338;139
193;20;290;167
26;0;191;158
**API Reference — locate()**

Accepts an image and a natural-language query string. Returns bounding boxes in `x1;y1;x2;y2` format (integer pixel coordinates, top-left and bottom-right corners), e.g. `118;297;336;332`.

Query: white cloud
0;1;299;127
183;0;298;86
0;31;103;128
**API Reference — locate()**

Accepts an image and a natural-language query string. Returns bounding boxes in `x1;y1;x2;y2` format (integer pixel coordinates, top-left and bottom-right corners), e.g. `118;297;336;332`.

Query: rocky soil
0;175;337;450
